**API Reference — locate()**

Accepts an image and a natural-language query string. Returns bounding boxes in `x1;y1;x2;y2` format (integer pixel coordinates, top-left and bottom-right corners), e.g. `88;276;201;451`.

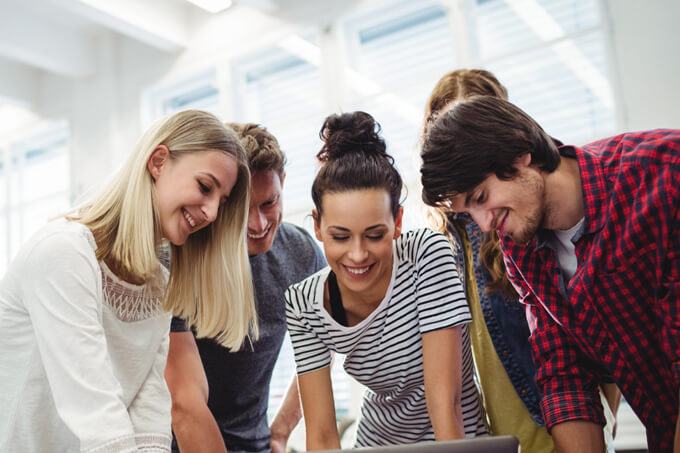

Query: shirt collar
534;145;607;250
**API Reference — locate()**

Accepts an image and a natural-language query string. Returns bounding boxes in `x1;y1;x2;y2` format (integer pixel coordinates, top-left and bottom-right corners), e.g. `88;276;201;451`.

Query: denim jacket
449;218;545;426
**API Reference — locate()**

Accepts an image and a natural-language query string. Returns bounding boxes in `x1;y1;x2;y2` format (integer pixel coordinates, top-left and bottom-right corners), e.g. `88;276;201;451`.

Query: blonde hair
71;110;257;350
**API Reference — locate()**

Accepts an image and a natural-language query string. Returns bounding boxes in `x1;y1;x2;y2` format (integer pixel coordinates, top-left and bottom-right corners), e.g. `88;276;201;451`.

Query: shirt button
502;350;509;356
521;389;527;394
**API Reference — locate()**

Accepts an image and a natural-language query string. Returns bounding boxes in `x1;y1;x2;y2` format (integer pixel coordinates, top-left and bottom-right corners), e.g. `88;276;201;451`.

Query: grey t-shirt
171;222;325;453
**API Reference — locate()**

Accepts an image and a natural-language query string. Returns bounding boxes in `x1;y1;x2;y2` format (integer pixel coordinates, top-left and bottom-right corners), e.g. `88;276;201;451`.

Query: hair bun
317;111;388;162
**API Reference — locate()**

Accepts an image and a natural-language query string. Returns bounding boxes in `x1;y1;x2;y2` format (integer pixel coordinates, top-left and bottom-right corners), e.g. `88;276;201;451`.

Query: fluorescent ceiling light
184;0;232;13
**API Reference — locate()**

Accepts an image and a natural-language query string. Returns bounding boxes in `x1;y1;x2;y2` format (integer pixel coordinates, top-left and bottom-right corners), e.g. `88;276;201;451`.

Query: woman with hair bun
0;110;256;452
285;111;487;450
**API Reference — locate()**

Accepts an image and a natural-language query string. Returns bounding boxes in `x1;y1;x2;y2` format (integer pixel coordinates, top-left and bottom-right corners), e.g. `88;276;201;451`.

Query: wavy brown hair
422;69;516;299
226;122;286;178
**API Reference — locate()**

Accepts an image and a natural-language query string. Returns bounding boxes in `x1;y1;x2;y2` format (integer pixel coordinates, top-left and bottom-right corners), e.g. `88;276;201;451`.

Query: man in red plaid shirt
420;95;680;452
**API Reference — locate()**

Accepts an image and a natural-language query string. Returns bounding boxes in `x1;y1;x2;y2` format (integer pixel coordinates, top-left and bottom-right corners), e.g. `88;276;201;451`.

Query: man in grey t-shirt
165;123;325;453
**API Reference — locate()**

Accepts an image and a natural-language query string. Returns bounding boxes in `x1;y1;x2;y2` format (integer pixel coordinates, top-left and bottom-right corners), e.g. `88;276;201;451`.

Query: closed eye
198;181;211;193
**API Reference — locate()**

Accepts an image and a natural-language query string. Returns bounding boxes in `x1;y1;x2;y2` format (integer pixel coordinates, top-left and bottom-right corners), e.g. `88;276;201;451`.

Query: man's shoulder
272;222;322;258
582;129;680;167
276;222;314;243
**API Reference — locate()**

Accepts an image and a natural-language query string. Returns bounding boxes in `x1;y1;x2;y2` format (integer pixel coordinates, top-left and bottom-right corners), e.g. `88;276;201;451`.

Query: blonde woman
0;110;257;453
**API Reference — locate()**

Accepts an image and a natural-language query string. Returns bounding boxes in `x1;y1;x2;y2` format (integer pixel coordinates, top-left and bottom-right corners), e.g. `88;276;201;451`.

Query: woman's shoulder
285;266;329;306
395;228;450;261
4;220;99;286
22;219;96;263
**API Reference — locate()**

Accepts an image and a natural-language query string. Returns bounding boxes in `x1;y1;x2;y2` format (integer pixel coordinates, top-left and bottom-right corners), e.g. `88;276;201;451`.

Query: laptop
320;436;519;453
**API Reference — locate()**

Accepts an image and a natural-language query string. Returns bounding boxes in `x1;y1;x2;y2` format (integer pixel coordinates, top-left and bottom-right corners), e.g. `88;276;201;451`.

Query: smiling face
314;188;402;302
149;147;238;246
247;170;284;256
446;156;546;245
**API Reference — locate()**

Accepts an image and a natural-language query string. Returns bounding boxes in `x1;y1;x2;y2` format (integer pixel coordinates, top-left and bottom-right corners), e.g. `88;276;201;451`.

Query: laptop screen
320;436;519;453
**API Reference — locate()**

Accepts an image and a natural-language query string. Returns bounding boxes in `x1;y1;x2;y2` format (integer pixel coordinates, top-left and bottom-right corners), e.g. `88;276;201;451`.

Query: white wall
606;0;680;131
31;0;680;203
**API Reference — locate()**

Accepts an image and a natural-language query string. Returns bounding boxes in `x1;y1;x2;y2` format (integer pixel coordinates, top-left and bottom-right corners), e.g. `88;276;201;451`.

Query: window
467;0;616;142
143;69;220;125
0;120;70;275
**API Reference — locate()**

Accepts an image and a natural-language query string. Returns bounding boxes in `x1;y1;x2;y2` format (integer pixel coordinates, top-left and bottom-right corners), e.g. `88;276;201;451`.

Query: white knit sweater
0;220;172;452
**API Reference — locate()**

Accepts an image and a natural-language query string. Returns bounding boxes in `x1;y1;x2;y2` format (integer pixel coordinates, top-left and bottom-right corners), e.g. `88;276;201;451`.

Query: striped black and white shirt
285;228;487;447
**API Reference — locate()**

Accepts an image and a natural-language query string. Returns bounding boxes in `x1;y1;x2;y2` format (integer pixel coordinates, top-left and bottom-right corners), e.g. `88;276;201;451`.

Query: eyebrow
200;172;222;189
328;224;387;232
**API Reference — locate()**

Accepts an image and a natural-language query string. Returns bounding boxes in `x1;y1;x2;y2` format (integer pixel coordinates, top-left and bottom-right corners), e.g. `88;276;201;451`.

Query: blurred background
2;0;678;449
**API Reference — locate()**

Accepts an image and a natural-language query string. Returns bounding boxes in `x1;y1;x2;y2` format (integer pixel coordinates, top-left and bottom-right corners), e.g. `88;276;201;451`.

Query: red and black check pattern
501;130;680;452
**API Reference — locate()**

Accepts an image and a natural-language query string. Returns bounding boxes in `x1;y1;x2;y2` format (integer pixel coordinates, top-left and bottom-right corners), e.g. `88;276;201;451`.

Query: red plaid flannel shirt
501;129;680;451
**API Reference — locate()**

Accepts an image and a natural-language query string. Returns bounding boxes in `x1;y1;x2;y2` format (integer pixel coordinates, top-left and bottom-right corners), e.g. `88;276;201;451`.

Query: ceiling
0;0;366;111
0;0;296;107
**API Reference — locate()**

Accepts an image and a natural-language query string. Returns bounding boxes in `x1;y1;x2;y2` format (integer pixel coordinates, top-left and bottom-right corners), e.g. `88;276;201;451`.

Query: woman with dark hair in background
285;111;487;450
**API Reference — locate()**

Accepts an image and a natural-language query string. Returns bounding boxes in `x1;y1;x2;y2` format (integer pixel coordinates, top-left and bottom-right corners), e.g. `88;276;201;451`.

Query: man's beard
510;172;546;245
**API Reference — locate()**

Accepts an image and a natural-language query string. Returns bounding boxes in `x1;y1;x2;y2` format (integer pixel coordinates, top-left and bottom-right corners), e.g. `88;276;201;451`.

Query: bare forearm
427;401;465;441
551;420;605;453
173;406;226;453
306;430;341;451
422;327;465;441
270;376;303;451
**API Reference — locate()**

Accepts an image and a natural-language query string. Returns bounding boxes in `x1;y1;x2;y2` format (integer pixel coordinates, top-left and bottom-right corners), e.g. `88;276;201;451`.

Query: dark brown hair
421;95;560;206
227;122;286;178
421;70;517;298
312;111;402;219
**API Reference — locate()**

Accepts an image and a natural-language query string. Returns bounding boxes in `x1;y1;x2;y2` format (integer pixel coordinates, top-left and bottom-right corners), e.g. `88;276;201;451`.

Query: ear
517;152;532;168
279;172;286;189
147;145;170;181
312;209;322;242
393;206;404;239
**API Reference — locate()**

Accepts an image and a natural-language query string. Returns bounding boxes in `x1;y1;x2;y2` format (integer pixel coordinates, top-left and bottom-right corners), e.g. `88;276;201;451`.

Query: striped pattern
285;228;487;446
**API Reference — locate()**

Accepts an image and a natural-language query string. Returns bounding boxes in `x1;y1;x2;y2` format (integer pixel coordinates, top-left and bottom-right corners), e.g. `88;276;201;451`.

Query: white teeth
248;226;269;239
346;266;370;275
183;210;196;228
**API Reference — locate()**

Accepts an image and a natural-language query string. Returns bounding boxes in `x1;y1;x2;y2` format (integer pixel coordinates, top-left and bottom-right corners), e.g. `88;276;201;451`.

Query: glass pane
471;0;601;60
9;205;21;259
0;213;6;277
0;165;5;210
487;30;615;143
6;121;70;259
162;84;220;116
349;1;456;109
19;152;69;203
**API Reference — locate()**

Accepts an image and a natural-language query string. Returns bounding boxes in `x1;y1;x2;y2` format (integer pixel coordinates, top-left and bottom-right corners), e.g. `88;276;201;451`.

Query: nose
248;208;266;232
469;206;494;233
204;198;219;224
347;238;368;263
